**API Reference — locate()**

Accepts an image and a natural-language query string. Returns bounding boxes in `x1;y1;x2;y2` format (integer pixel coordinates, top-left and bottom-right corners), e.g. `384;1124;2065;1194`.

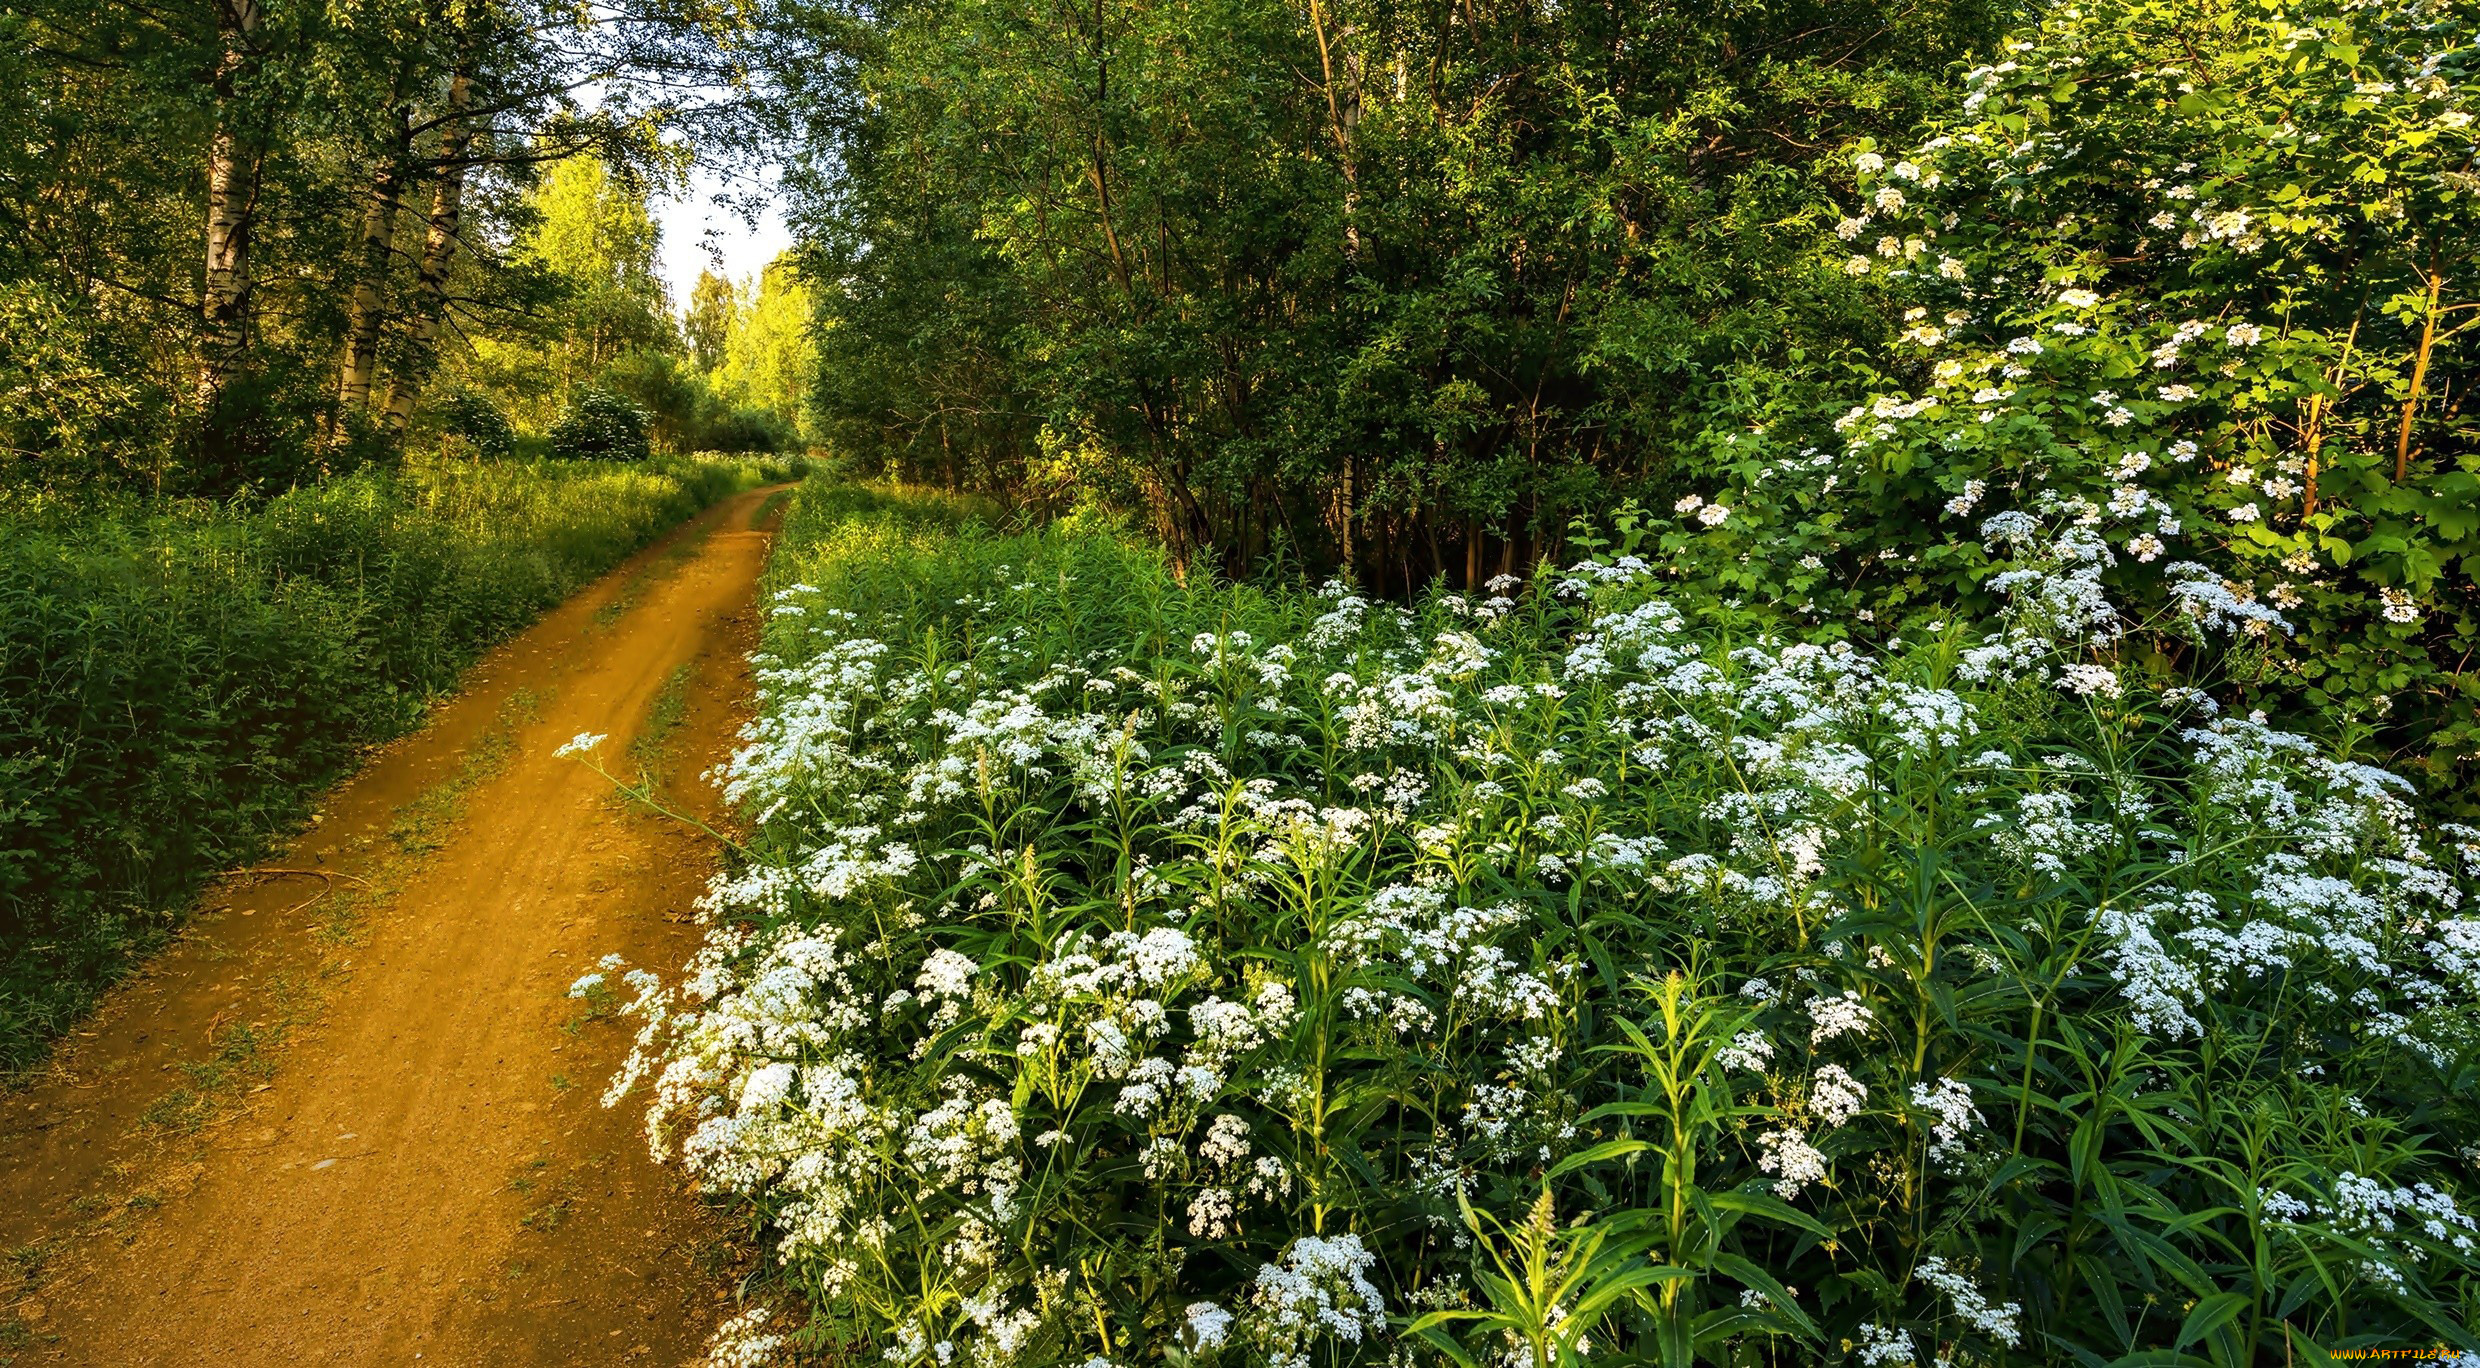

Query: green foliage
466;167;809;460
775;0;2006;571
708;261;816;442
529;154;668;297
611;480;2480;1366
547;387;652;462
597;348;799;456
0;454;766;1070
0;0;712;496
685;269;737;372
1662;0;2480;793
506;155;680;398
435;389;519;461
600;350;708;453
697;403;798;456
0;280;164;487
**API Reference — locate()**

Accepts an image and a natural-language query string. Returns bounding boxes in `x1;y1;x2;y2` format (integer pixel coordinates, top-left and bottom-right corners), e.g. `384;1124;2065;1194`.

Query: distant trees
684;271;737;372
712;261;816;434
0;0;754;497
467;156;812;456
518;155;676;405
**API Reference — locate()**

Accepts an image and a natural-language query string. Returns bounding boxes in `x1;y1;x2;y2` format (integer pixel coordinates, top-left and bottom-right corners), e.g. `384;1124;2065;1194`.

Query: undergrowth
591;480;2479;1366
0;452;791;1072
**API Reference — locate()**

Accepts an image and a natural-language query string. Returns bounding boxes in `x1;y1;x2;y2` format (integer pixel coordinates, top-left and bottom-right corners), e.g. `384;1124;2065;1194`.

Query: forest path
0;483;795;1367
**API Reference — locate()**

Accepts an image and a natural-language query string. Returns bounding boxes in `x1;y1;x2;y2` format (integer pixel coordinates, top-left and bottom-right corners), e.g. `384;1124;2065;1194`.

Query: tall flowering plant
1820;0;2480;785
587;484;2480;1367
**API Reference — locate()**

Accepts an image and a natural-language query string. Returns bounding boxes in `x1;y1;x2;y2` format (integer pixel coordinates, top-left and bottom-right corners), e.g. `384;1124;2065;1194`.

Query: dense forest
781;0;2006;576
0;0;817;1066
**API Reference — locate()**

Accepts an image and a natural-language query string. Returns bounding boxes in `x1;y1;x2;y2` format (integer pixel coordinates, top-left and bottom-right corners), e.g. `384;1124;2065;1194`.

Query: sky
651;160;795;308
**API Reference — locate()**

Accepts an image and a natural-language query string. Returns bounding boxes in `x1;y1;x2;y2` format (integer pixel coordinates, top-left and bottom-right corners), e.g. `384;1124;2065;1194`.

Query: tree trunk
196;0;265;428
1338;452;1357;575
1305;0;1362;258
332;102;413;442
1086;0;1131;294
380;69;475;437
2394;263;2443;484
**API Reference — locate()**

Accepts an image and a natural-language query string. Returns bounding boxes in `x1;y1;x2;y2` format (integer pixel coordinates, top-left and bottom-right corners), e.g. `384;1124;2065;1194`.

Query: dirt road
0;484;794;1367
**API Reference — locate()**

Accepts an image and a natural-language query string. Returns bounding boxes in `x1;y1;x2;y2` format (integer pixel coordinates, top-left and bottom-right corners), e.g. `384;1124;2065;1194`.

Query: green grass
559;979;619;1038
386;689;540;856
626;663;696;791
137;1016;279;1137
0;453;785;1073
591;518;714;630
750;486;795;528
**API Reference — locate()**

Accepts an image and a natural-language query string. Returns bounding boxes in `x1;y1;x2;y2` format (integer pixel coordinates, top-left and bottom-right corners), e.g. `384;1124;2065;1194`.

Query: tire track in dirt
0;484;793;1367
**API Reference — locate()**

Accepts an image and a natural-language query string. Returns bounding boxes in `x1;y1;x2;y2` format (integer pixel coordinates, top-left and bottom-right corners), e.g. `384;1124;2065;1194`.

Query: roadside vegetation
7;0;2478;1360
596;478;2480;1365
0;0;807;498
0;453;783;1071
0;0;819;1073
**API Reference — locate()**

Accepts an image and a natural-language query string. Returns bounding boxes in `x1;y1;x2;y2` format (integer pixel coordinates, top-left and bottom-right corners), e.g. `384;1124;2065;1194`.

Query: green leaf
1548;1138;1650;1177
1403;1316;1489;1368
2174;1290;2249;1358
1705;1187;1832;1240
1711;1252;1823;1342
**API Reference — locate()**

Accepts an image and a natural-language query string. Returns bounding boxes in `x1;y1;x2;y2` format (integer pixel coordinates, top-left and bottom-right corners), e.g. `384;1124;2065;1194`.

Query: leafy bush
435;388;518;461
600;349;706;455
594;482;2480;1366
0;454;767;1069
697;402;796;456
0;280;163;489
593;348;805;456
547;387;651;462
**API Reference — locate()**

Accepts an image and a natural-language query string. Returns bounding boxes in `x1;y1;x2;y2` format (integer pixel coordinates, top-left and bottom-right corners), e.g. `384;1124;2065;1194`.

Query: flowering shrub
598;483;2480;1365
434;388;518;462
1815;0;2480;788
548;386;652;462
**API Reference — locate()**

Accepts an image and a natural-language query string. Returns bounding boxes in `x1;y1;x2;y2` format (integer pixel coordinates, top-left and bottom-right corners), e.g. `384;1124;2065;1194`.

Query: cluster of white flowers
2260;1173;2480;1293
703;1306;788;1368
579;498;2479;1363
1855;1322;1916;1365
1716;1029;1774;1073
1334;885;1556;1023
1808;1063;1868;1128
1247;1234;1389;1361
1805;991;1875;1045
1913;1257;2021;1347
1812;7;2476;660
1758;1126;1829;1199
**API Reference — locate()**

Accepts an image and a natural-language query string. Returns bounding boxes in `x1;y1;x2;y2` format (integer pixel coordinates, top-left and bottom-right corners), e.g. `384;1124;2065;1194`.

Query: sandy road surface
0;484;793;1366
